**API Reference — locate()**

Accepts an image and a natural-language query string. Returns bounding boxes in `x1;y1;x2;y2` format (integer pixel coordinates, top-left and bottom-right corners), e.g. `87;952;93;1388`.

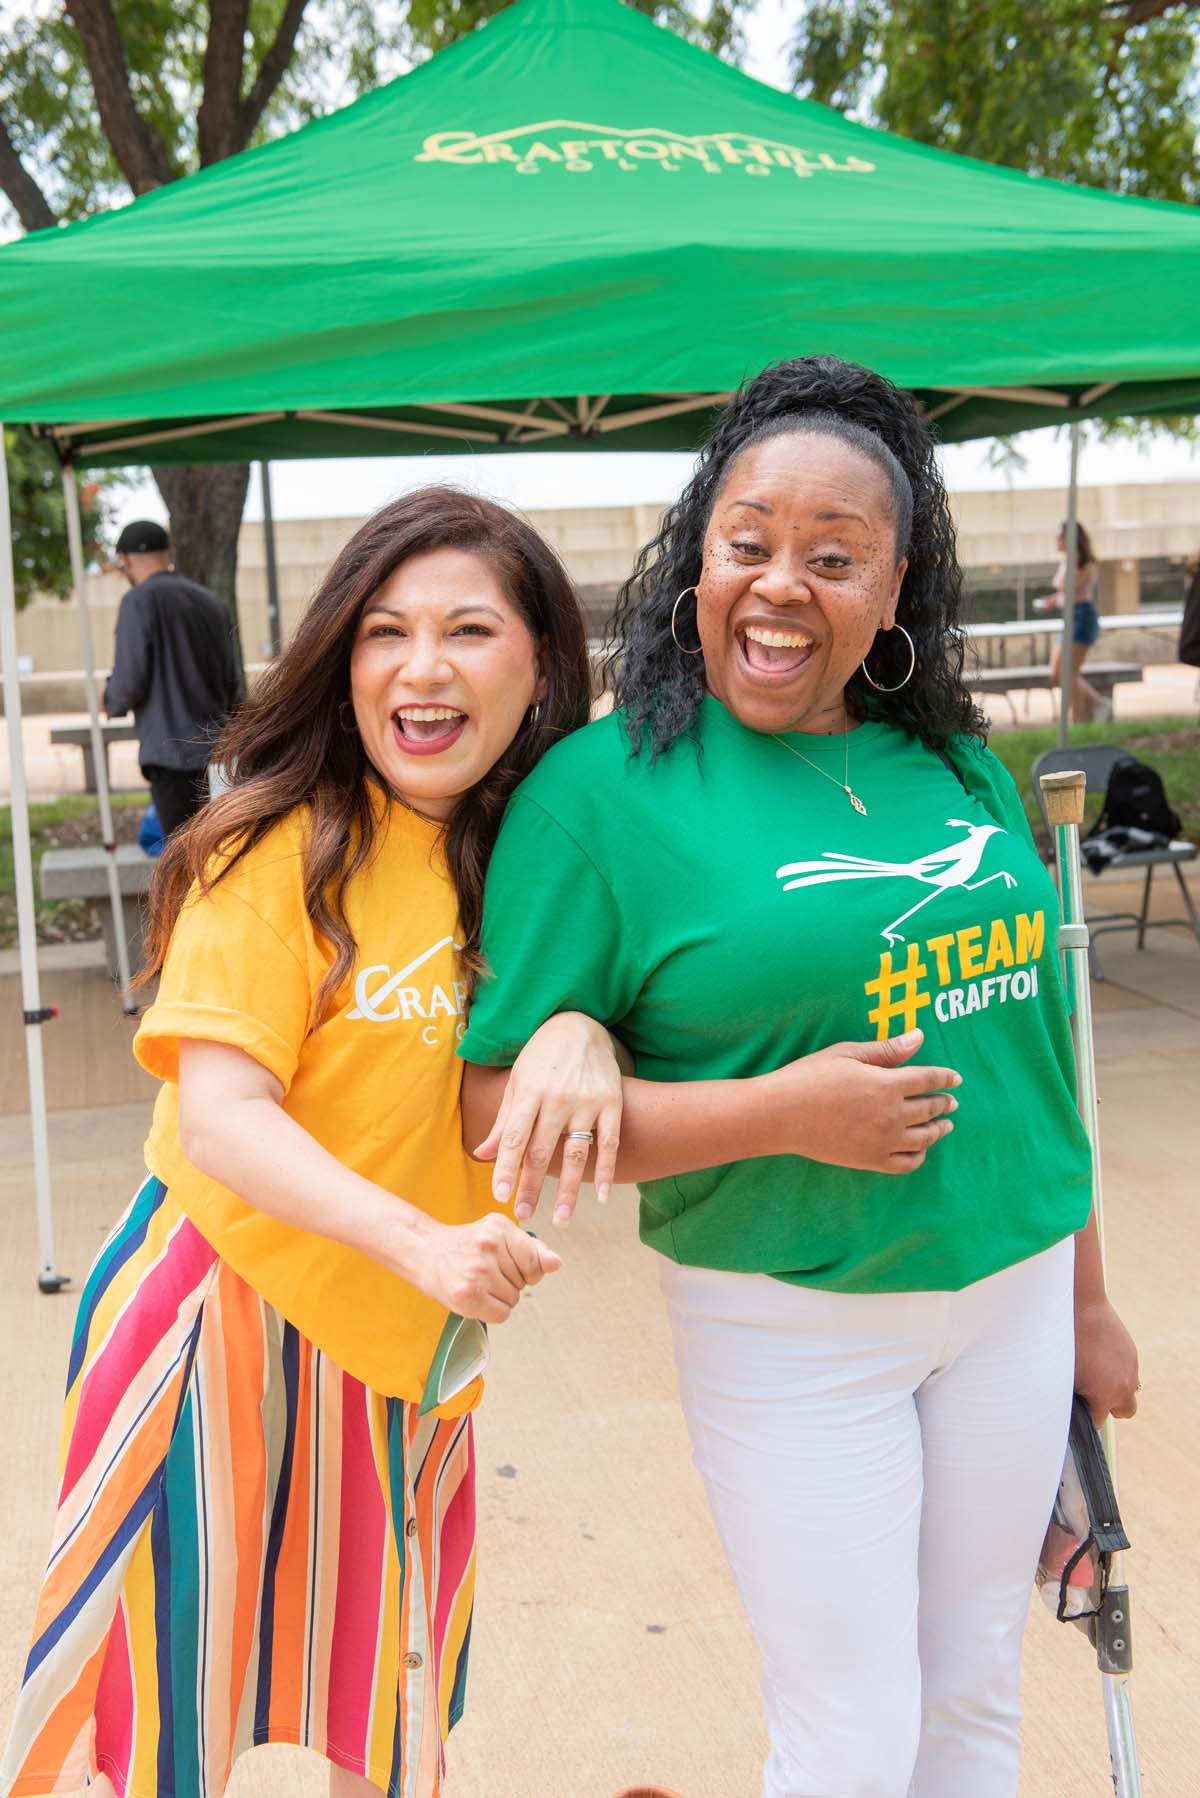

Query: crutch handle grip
1040;769;1087;827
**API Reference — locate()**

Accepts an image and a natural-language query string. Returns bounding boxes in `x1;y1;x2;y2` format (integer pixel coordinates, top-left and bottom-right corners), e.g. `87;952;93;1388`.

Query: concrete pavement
0;892;1197;1795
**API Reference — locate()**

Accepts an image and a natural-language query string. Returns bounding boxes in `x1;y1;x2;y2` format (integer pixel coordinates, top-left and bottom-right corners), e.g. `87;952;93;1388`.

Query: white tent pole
0;425;68;1292
1058;422;1082;750
62;464;137;1011
259;462;282;658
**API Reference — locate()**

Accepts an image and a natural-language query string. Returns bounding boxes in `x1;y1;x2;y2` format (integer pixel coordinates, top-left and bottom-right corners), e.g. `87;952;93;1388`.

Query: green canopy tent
4;0;1200;1291
5;0;1200;459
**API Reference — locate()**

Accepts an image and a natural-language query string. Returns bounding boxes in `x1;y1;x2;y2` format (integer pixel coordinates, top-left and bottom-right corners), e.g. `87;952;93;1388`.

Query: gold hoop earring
671;587;704;656
860;624;916;693
528;701;542;729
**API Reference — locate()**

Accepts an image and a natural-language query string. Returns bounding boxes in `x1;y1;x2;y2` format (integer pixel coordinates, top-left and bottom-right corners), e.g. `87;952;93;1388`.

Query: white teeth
394;707;463;721
744;625;814;650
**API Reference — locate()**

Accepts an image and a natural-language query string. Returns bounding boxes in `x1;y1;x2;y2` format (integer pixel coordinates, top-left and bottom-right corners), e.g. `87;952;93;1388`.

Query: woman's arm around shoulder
463;1025;961;1223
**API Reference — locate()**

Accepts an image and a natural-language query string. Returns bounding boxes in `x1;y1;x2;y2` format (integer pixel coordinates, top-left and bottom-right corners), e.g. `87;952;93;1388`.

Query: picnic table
963;607;1183;667
49;719;138;793
961;608;1182;722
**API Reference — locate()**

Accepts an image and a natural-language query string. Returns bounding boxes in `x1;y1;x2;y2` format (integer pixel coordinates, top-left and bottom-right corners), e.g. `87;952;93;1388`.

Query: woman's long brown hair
141;487;592;1016
1062;520;1097;569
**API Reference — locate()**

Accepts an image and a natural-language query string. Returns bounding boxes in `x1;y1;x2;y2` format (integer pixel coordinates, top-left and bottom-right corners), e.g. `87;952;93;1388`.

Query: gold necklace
772;722;868;816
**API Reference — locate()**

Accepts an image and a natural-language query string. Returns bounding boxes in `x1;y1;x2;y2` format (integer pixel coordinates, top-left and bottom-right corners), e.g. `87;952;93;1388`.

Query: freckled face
348;547;545;821
695;434;908;736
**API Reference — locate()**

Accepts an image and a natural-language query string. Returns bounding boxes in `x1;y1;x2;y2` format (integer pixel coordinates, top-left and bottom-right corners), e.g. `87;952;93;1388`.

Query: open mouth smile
736;622;818;682
391;705;468;756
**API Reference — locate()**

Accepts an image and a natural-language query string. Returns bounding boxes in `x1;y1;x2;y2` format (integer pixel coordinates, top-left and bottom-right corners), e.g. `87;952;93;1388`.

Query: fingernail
947;1097;959;1113
942;1120;955;1134
553;1205;571;1227
950;1073;963;1087
514;1201;532;1220
495;1180;511;1200
597;1184;610;1204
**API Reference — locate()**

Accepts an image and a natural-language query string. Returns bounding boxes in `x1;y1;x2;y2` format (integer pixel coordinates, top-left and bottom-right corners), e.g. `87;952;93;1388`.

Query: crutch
1040;770;1142;1797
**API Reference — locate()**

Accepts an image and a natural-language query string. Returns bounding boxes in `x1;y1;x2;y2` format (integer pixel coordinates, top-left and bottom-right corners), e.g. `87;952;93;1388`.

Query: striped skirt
1;1174;476;1798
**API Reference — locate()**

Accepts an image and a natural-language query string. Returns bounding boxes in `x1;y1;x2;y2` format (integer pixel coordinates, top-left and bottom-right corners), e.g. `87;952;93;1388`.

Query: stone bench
40;845;156;976
48;721;139;793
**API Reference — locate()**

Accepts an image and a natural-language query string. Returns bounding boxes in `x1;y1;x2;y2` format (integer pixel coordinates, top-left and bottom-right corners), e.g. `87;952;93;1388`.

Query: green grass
0;793;147;947
987;717;1200;848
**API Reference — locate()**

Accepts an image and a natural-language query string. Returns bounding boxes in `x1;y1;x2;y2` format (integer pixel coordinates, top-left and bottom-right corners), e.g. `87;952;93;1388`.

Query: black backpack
1087;755;1181;841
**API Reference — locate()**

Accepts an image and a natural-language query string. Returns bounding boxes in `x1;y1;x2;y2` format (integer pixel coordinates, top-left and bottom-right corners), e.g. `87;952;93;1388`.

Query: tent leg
1057;422;1082;750
0;424;68;1292
62;464;137;1012
260;461;282;658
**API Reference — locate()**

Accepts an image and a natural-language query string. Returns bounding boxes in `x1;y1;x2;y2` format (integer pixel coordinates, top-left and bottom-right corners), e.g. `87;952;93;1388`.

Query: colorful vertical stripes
1;1174;476;1798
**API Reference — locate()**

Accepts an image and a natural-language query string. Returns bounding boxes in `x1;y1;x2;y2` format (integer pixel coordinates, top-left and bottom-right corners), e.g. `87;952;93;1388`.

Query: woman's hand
1074;1297;1140;1425
414;1214;561;1324
474;1011;625;1225
765;1028;961;1173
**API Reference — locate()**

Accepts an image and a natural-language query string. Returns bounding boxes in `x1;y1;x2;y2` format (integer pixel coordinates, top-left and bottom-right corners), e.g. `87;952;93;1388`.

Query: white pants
658;1238;1075;1798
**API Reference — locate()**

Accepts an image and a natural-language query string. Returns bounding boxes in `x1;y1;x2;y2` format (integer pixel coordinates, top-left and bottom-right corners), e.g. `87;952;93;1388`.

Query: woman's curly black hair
604;354;986;756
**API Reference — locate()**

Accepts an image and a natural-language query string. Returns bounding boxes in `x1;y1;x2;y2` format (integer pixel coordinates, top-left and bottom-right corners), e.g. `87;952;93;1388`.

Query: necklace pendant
846;788;868;817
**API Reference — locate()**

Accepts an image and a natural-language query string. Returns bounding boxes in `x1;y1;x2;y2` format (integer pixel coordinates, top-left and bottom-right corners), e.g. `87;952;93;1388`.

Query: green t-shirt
459;698;1091;1292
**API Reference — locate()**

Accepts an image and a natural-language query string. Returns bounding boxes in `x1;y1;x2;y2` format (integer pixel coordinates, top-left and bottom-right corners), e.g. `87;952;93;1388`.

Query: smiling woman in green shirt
460;356;1139;1798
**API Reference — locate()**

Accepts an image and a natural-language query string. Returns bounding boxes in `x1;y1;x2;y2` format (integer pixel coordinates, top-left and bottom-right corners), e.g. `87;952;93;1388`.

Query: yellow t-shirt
134;797;495;1407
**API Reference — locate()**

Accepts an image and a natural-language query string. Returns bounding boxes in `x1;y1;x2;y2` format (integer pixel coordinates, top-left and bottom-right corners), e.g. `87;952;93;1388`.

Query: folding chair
1032;746;1200;980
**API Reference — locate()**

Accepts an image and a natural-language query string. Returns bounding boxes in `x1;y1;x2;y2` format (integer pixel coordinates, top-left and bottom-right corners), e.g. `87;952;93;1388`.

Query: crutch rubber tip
37;1273;71;1294
1040;769;1087;828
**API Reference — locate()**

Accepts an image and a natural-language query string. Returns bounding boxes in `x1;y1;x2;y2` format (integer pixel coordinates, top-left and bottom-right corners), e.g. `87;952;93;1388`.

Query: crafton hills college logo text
416;120;876;177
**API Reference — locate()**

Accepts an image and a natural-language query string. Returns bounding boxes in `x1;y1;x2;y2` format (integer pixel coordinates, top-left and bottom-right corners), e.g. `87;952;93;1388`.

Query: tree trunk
152;461;251;675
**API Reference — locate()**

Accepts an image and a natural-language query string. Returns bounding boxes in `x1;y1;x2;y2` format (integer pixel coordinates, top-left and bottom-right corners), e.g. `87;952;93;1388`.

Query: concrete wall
14;480;1198;683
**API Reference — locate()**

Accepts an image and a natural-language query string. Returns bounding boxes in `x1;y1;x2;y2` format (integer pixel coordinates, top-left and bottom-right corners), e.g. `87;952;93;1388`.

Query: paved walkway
0;876;1196;1795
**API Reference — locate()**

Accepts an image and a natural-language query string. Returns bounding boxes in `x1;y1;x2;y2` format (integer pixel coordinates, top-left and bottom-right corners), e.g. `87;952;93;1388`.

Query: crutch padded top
1040;769;1087;828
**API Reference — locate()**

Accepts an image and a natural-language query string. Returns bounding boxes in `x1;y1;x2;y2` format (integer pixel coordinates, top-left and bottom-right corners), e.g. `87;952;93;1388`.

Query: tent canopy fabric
3;0;1200;463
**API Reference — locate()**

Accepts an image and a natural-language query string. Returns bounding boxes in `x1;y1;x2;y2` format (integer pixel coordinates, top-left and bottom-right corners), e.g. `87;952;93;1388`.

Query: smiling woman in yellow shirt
0;490;614;1798
136;792;494;1402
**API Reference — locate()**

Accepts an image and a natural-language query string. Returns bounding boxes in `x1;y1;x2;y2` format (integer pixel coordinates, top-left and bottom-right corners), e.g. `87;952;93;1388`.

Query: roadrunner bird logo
777;821;1017;946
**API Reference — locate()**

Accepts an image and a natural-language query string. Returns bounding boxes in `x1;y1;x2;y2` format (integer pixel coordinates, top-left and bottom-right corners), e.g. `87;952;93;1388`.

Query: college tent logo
415;120;876;177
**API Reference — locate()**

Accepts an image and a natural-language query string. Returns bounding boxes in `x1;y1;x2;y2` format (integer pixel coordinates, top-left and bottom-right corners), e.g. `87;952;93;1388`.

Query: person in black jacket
103;520;243;836
1180;552;1200;671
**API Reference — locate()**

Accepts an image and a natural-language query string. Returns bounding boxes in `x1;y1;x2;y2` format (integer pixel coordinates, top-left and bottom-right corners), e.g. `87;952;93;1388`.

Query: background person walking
1039;521;1107;723
103;519;243;836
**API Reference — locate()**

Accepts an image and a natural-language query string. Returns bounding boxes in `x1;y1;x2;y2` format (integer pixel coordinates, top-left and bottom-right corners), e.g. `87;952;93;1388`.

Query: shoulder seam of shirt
198;877;311;982
507;790;647;965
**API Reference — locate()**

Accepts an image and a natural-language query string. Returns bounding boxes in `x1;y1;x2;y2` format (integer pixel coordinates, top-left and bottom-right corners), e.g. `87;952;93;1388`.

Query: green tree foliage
790;0;1200;201
399;0;748;59
4;426;103;609
790;1;1200;453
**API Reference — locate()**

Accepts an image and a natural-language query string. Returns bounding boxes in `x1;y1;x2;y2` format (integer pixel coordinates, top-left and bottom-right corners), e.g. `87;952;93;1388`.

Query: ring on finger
566;1130;595;1143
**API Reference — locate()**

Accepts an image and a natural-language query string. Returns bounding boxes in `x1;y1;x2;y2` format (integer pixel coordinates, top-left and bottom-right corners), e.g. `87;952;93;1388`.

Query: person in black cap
104;520;243;837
